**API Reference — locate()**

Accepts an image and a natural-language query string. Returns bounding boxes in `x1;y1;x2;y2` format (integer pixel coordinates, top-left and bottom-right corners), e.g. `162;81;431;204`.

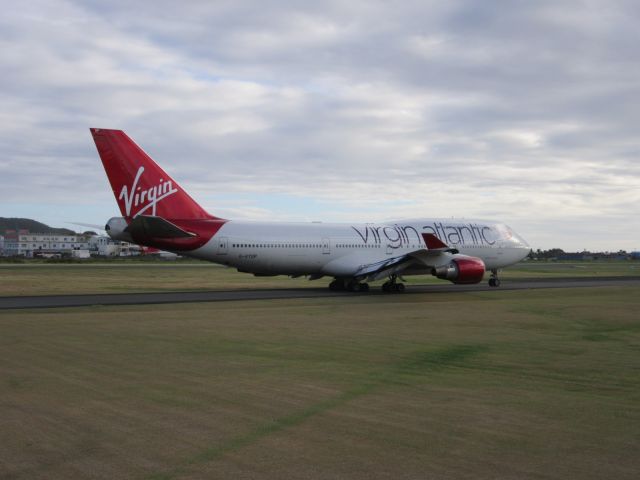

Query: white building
88;235;120;256
71;249;91;259
88;235;142;256
0;235;4;255
3;230;90;257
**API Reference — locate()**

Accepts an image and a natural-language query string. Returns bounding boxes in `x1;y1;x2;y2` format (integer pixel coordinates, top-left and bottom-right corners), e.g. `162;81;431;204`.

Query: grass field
1;260;638;296
1;283;640;479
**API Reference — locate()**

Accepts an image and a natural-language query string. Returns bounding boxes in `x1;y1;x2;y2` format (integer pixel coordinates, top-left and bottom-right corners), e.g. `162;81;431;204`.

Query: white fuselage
182;218;530;278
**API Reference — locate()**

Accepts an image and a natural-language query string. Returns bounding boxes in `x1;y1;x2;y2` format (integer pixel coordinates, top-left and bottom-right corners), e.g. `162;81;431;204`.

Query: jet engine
105;217;133;243
432;256;485;284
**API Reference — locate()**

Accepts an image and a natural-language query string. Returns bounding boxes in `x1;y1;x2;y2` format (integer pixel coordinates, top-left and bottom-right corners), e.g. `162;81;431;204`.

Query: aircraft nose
512;231;529;249
517;235;531;250
498;224;529;248
514;234;531;260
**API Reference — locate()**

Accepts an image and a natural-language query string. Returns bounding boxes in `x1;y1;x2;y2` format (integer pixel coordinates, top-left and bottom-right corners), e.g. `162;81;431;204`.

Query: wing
354;234;458;281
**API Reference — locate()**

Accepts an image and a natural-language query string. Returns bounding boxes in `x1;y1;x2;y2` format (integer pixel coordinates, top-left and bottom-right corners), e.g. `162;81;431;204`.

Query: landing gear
347;280;369;292
329;279;369;292
382;274;405;293
383;281;405;292
488;269;501;287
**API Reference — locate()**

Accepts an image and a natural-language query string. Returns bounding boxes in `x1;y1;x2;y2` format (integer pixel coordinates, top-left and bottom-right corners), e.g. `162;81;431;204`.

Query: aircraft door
496;228;506;257
216;236;228;255
322;237;330;255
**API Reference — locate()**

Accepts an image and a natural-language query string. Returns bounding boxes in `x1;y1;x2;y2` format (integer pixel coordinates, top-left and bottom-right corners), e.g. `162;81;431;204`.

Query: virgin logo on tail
119;166;178;217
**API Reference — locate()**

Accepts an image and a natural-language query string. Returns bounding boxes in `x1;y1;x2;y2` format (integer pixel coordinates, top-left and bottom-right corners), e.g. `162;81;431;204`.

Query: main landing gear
382;274;405;293
488;269;501;287
328;274;404;293
329;279;370;292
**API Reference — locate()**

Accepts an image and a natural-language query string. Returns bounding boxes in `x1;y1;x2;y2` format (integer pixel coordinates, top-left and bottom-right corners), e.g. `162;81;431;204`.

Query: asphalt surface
1;276;639;310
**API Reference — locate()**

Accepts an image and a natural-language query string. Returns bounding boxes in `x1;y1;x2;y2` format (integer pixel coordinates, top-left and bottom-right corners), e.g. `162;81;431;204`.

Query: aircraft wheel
346;280;361;292
488;269;501;288
360;283;370;292
329;279;344;291
383;281;404;293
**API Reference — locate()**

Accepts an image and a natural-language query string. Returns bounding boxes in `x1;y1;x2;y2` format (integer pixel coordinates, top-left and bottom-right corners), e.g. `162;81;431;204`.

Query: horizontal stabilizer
69;222;106;231
124;215;196;239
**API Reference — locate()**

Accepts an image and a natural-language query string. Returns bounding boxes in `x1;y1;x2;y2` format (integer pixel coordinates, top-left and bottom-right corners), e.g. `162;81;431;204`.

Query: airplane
90;128;531;292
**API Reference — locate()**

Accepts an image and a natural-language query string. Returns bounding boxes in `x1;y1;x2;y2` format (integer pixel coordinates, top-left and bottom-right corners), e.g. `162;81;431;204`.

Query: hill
0;217;75;235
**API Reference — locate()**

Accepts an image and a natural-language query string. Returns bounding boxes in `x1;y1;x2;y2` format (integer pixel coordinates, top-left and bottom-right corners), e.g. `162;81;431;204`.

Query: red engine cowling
432;256;486;284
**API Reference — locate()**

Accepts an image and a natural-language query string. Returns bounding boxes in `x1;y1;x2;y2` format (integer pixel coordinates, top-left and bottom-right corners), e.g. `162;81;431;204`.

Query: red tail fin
90;128;216;220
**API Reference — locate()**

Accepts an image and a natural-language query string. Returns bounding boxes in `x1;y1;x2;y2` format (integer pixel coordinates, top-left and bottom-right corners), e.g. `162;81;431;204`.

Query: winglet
422;233;459;253
422;233;448;249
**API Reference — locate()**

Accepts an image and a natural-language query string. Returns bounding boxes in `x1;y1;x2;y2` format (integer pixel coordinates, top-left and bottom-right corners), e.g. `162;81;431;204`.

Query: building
3;230;90;257
0;235;4;255
88;235;142;257
88;235;121;256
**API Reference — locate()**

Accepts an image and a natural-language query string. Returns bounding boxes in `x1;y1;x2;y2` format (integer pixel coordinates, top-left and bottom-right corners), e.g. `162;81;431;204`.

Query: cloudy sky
2;0;639;250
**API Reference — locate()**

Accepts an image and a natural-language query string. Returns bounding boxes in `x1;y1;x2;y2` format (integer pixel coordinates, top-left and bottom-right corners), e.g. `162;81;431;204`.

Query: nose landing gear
488;269;501;287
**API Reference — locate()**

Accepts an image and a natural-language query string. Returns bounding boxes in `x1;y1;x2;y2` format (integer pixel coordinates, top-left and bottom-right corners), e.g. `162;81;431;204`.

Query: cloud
1;0;639;250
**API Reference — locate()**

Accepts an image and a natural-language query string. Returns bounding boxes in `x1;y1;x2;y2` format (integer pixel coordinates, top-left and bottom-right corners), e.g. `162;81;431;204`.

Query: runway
1;276;639;310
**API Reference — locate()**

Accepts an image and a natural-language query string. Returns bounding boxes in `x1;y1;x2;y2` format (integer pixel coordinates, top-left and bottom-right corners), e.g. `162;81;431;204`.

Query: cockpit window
497;224;529;246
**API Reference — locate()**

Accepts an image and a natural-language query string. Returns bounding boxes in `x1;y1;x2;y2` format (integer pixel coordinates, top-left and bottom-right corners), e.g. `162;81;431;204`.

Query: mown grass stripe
148;344;486;480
